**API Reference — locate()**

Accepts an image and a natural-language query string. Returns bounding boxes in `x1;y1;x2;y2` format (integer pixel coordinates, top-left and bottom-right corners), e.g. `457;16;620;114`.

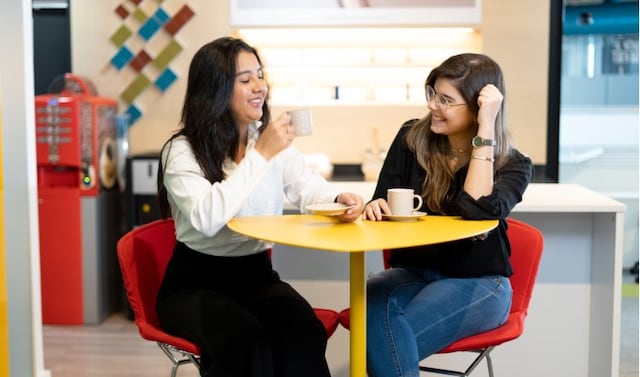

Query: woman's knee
367;267;421;305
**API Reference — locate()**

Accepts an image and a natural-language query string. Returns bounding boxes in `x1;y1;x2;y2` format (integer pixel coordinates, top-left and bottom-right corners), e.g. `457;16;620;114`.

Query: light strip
32;0;69;10
236;27;476;47
587;37;595;78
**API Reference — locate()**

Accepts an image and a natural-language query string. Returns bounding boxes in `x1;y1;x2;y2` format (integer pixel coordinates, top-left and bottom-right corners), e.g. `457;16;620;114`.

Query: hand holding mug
255;112;295;160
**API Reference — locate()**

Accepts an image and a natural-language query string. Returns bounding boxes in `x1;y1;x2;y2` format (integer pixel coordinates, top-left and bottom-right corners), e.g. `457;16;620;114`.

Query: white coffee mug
288;108;313;136
387;188;423;216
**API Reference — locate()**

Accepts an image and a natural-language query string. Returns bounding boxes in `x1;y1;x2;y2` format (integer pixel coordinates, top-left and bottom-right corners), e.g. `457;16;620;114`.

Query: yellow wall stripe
0;85;8;376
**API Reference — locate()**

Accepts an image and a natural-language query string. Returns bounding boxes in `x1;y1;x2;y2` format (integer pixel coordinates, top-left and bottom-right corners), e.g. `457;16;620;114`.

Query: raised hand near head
476;84;503;130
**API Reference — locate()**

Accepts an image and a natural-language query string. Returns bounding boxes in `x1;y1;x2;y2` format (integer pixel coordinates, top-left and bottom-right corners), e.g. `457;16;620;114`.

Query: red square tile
129;50;152;72
115;4;129;19
164;5;194;36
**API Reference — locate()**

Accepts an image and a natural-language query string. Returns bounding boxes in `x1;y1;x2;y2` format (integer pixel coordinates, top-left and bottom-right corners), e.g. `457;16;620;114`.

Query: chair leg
419;346;495;377
485;351;495;377
157;342;201;377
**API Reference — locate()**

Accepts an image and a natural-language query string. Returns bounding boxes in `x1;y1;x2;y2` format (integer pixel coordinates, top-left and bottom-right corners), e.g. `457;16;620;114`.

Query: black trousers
156;243;332;377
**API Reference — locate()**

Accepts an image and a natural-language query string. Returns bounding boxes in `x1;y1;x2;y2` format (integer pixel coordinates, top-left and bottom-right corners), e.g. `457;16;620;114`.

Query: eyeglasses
425;86;467;112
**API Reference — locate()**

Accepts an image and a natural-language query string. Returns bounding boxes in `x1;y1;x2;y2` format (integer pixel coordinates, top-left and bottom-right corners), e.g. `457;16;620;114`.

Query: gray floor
41;272;639;376
620;272;639;377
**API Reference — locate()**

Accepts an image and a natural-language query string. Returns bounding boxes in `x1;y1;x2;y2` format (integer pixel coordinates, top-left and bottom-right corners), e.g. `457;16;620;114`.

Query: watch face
472;136;495;148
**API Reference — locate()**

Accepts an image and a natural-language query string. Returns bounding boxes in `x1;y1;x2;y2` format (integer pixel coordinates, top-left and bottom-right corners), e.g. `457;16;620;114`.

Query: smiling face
428;78;476;141
230;50;268;128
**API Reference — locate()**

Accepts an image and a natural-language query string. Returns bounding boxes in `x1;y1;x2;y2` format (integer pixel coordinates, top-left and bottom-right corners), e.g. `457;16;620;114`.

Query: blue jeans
366;266;512;377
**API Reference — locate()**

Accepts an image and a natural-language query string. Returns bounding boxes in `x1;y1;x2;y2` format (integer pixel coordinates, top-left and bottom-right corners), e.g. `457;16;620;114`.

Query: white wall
0;0;50;376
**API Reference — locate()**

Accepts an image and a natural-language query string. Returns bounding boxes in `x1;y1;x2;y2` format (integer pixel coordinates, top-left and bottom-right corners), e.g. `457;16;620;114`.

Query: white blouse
161;122;340;256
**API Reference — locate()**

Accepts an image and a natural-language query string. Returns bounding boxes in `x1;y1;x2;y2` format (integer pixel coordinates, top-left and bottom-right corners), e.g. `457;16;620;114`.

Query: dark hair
406;53;512;214
157;37;271;218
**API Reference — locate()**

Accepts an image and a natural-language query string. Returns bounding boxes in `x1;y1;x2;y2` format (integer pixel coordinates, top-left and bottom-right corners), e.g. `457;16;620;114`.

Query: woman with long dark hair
155;36;364;377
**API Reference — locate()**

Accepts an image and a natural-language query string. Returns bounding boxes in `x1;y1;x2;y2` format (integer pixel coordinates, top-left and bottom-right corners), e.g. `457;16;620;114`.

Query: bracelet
471;155;495;162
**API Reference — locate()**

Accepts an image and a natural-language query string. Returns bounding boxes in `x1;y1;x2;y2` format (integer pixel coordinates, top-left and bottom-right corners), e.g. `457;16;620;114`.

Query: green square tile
132;8;148;23
110;25;132;47
153;40;183;71
121;74;151;104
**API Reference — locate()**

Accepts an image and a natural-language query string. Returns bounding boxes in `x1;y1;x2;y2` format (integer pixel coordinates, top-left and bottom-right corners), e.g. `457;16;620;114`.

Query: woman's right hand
255;112;295;160
362;198;391;221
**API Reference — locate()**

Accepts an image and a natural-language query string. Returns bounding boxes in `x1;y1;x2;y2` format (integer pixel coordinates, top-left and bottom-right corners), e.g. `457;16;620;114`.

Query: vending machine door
38;186;83;324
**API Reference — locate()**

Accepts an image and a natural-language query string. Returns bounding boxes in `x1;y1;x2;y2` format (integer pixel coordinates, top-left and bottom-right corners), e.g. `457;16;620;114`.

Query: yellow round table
228;214;498;377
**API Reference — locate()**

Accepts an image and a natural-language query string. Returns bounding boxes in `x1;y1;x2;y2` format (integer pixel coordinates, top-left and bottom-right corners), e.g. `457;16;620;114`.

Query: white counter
276;183;625;377
286;182;625;213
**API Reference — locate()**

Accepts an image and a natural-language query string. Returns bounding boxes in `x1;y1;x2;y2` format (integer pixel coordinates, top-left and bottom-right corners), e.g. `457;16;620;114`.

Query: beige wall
71;0;549;165
483;0;549;164
71;0;232;155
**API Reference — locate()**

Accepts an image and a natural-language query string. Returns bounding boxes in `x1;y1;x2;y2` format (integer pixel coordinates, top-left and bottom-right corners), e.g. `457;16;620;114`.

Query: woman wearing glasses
362;53;533;377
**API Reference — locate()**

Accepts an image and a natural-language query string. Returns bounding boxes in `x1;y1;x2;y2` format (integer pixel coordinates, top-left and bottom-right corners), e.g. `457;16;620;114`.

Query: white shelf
237;27;481;108
270;100;425;107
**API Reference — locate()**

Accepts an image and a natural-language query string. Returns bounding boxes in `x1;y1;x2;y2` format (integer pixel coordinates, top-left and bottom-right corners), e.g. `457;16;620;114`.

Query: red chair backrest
502;218;543;315
117;219;177;330
117;219;337;342
383;217;543;316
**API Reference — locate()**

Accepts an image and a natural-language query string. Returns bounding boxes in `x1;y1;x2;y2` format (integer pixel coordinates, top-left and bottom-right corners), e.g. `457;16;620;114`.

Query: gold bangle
471;155;494;162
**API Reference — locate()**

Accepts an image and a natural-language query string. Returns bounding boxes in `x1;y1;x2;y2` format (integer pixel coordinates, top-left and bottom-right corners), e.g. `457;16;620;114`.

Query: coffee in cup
387;188;423;216
288;108;313;136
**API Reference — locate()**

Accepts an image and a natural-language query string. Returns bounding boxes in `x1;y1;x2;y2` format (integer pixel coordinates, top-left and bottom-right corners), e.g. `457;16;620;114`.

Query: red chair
117;218;340;377
337;217;544;377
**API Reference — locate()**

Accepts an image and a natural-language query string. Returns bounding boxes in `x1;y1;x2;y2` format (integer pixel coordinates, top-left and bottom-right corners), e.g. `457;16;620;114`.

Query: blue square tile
155;68;177;92
111;46;134;70
154;7;170;24
139;19;161;41
138;7;170;41
126;104;143;125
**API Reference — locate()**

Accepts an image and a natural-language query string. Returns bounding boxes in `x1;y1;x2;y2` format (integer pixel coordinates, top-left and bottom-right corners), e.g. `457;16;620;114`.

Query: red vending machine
36;74;121;324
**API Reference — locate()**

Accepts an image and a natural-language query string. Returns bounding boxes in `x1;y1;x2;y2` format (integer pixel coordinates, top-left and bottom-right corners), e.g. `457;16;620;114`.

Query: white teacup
387;188;423;216
288;108;313;136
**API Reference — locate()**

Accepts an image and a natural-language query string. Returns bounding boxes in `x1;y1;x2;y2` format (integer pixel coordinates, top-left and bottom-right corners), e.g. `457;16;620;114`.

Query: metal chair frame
419;346;496;377
157;342;201;377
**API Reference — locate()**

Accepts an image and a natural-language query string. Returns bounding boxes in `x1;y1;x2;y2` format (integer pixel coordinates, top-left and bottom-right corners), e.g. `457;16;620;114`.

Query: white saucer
306;203;354;216
382;211;427;222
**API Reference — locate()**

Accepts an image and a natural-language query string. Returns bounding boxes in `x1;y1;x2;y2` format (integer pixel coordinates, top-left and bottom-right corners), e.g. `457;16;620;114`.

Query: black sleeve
456;150;533;220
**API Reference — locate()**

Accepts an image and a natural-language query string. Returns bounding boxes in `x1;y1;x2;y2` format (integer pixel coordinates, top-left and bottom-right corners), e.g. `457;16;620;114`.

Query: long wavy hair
157;37;271;218
405;53;513;214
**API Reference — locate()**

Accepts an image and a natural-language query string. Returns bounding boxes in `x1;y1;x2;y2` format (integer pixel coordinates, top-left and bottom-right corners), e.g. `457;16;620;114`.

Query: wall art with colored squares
109;0;194;125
